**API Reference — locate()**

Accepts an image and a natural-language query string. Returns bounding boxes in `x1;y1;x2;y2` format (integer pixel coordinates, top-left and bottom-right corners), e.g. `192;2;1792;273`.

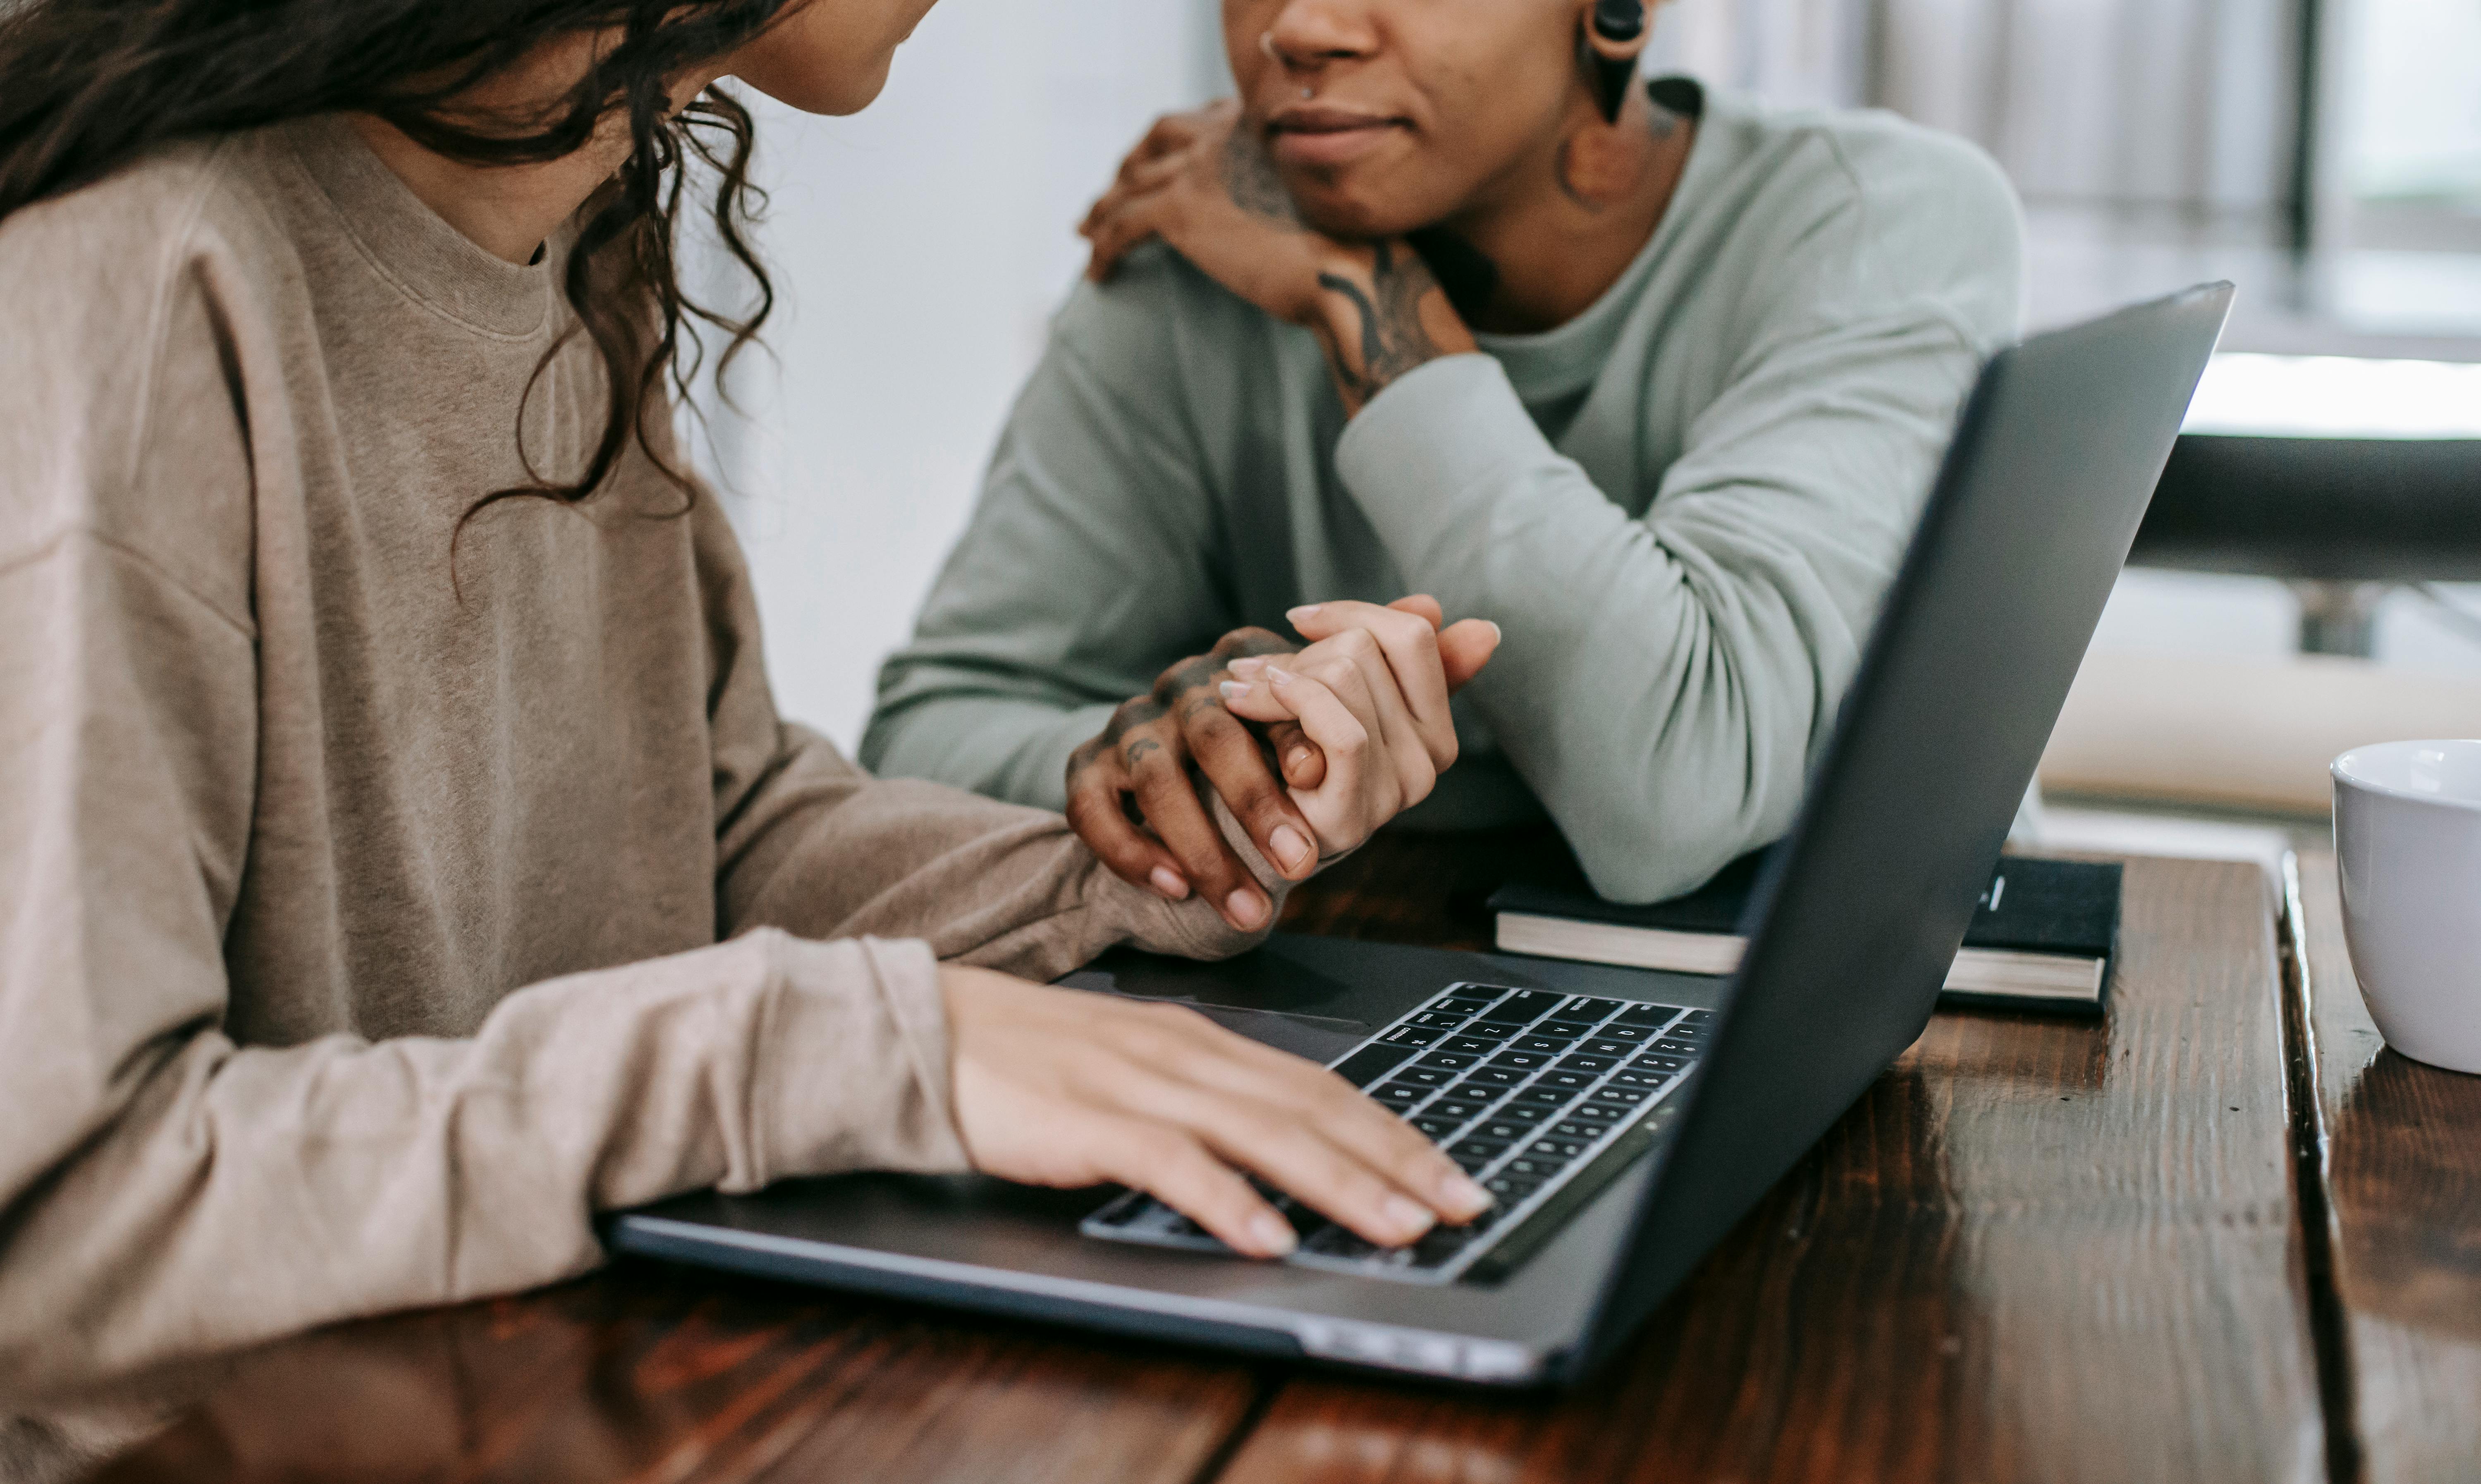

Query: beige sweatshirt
0;116;1281;1397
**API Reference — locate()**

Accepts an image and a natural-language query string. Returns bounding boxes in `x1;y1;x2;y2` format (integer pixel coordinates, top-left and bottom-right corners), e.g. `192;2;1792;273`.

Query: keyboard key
1632;1051;1690;1071
1331;1043;1413;1088
1380;1025;1443;1049
1466;1020;1528;1041
1578;1100;1635;1121
1437;995;1497;1016
1513;1085;1573;1108
1305;1226;1379;1259
1460;1065;1527;1088
1415;1050;1480;1072
1442;1035;1501;1055
1596;1023;1656;1043
1616;1003;1686;1027
1483;1172;1543;1202
1682;1008;1716;1025
1580;1038;1637;1058
1428;1098;1488;1121
1608;1068;1675;1091
1529;1137;1590;1161
1501;1156;1566;1180
1408;1225;1479;1268
1551;1118;1613;1140
1535;1019;1596;1040
1448;1083;1515;1109
1487;1049;1556;1072
1533;1069;1596;1095
1408;1010;1467;1029
1447;1140;1506;1172
1497;990;1566;1022
1652;1037;1702;1057
1592;1084;1652;1104
1556;1053;1618;1074
1514;1034;1576;1054
1470;1118;1535;1144
1394;1066;1457;1087
1411;1114;1462;1140
1559;997;1623;1021
1370;1082;1431;1108
1492;1101;1554;1123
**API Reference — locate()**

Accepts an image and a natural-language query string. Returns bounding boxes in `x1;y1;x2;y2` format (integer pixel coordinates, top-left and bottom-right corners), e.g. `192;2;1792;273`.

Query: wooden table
92;830;2344;1484
2286;851;2481;1484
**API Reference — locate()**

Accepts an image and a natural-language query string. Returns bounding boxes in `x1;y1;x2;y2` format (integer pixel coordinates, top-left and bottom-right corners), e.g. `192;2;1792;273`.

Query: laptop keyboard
1081;984;1711;1284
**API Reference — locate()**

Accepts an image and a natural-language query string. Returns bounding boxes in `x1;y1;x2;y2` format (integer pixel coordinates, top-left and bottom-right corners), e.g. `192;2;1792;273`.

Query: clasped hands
1065;596;1501;930
936;597;1500;1266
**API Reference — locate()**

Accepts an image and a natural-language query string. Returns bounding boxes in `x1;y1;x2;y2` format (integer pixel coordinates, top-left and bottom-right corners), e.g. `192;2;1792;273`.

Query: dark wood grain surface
86;829;2327;1484
1221;841;2325;1484
2289;851;2481;1484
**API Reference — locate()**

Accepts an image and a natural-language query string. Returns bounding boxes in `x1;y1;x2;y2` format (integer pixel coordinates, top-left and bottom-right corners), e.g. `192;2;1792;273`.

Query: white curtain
1651;0;2304;232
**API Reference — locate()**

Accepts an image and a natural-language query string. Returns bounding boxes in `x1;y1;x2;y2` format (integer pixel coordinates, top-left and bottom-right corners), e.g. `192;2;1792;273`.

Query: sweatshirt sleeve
1332;133;2024;903
0;235;956;1394
697;465;1289;984
860;253;1239;811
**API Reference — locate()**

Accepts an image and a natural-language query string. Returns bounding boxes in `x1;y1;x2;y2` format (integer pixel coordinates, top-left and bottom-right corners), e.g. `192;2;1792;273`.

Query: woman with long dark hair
0;0;1496;1394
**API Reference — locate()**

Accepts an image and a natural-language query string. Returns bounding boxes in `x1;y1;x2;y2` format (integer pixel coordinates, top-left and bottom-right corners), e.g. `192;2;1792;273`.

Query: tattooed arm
1078;101;1478;416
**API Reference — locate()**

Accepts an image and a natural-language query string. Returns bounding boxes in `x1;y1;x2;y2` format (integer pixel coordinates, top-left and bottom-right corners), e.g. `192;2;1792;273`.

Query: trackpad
1062;984;1370;1064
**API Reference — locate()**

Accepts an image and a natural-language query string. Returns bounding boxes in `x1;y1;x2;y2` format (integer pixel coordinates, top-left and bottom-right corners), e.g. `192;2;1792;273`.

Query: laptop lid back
1573;285;2234;1373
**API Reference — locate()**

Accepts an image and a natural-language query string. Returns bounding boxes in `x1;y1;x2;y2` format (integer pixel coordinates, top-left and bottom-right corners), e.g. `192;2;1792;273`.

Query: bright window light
2182;353;2481;439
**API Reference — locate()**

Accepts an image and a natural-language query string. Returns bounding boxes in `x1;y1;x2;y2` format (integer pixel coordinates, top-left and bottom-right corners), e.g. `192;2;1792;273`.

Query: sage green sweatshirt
864;83;2024;903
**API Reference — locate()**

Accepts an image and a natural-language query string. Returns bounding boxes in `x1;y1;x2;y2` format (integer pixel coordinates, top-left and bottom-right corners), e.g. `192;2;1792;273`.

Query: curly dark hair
0;0;791;517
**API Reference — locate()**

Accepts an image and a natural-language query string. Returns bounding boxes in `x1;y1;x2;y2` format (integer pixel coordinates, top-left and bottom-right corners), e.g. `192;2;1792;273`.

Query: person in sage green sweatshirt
863;0;2026;911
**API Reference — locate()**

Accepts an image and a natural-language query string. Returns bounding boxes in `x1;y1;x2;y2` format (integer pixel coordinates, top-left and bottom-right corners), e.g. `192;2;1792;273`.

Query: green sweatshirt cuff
1332;354;1570;577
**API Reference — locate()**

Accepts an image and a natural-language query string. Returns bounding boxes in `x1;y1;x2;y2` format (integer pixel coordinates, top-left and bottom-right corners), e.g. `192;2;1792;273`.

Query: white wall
693;0;1224;750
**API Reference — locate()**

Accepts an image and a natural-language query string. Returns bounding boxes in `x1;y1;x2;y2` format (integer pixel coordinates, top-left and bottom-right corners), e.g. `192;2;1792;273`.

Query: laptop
609;284;2235;1386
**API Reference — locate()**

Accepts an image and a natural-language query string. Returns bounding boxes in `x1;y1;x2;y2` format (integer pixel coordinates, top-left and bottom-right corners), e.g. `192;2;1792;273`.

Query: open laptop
610;284;2235;1386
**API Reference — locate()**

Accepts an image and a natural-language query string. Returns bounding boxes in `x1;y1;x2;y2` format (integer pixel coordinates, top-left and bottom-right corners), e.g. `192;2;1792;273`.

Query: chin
1294;192;1440;243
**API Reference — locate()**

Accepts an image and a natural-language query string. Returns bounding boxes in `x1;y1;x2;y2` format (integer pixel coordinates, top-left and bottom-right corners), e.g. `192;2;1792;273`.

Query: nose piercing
1262;30;1315;98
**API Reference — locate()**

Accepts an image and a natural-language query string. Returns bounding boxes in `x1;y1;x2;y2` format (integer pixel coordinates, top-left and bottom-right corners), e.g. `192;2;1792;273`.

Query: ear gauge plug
1584;0;1650;124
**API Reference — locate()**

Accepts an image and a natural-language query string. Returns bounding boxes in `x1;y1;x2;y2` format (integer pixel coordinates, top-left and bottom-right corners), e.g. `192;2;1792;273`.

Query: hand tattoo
1316;241;1448;406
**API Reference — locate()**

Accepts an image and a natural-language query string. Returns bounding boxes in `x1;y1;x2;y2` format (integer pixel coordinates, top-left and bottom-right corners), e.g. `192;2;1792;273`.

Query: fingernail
1383;1195;1435;1240
1248;1212;1298;1257
1226;888;1268;928
1271;824;1312;871
1267;666;1294;688
1149;866;1190;900
1287;748;1313;773
1440;1171;1493;1216
1219;680;1250;702
1482;621;1503;643
1286;604;1322;624
1228;656;1268;675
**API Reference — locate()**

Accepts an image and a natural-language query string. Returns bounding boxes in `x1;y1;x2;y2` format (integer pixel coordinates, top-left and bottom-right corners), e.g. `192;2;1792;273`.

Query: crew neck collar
279;114;557;340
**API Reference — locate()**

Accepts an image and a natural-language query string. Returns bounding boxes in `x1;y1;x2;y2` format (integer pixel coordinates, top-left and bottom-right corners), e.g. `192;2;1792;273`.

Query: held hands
1064;597;1500;930
1078;102;1476;415
943;964;1492;1257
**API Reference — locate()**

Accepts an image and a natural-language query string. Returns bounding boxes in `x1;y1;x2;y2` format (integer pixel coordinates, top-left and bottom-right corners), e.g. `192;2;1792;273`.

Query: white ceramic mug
2333;739;2481;1075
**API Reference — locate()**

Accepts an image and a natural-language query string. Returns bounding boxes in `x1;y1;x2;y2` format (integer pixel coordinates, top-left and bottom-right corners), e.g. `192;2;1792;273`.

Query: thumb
1386;594;1446;629
1438;618;1501;691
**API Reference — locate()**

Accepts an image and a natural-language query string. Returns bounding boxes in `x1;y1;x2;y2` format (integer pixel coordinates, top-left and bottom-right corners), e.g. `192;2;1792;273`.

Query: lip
1267;105;1409;169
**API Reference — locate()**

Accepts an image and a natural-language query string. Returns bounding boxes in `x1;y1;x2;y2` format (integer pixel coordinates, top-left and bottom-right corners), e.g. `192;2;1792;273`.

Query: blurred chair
2041;650;2481;816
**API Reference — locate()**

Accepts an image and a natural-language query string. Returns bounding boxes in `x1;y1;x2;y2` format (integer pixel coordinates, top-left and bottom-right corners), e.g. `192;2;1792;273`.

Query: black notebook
1490;852;2122;1017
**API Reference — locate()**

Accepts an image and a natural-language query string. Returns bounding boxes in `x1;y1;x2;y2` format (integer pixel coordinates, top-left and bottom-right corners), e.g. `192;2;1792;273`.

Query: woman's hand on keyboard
942;965;1494;1257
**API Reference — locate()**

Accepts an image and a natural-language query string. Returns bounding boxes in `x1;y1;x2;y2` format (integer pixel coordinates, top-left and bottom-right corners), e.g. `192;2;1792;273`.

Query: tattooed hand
1065;598;1502;926
1078;101;1480;415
